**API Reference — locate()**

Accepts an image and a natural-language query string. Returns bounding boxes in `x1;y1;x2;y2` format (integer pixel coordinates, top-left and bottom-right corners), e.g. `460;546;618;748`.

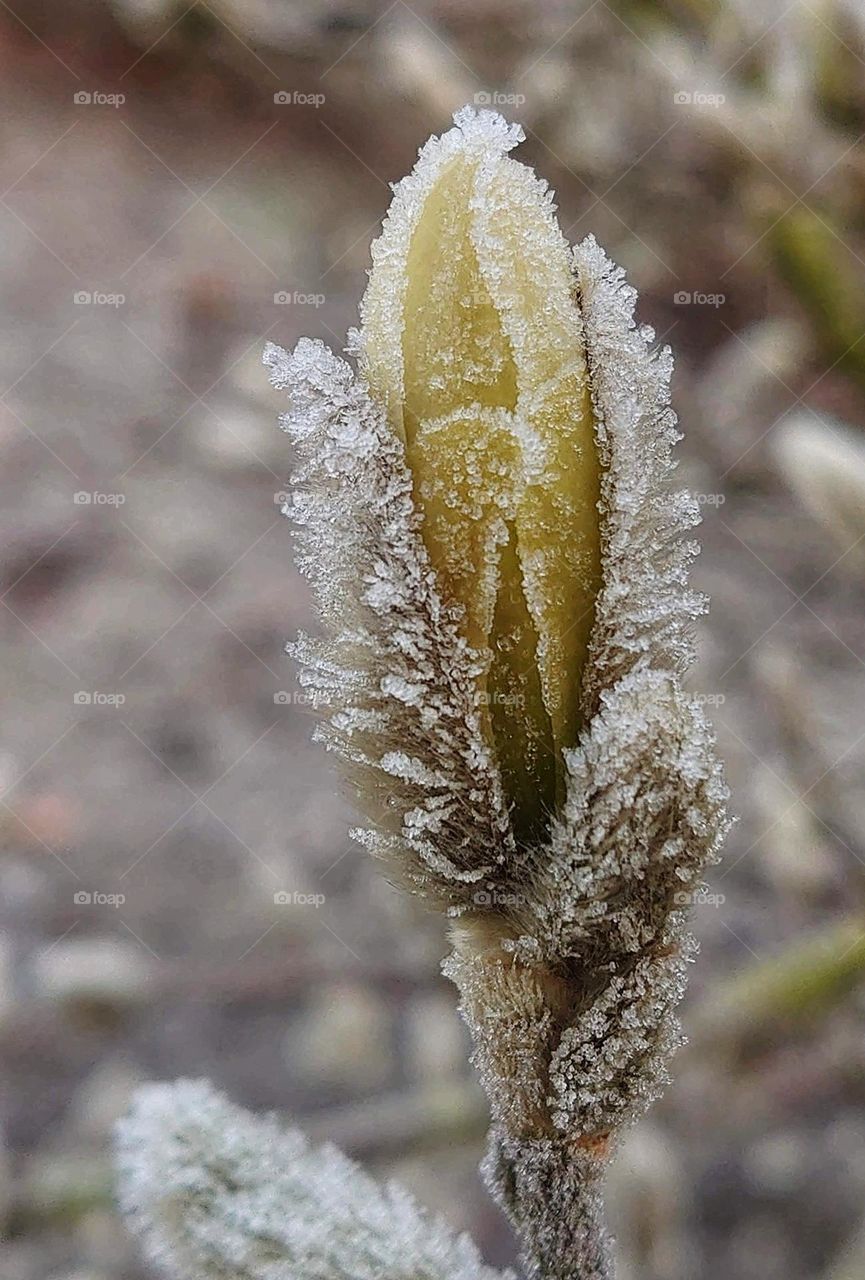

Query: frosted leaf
263;337;511;906
116;1079;513;1280
446;672;726;1182
572;234;706;711
528;669;729;965
547;942;694;1135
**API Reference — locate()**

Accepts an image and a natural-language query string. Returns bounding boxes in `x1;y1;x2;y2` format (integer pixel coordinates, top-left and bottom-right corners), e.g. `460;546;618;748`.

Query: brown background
2;2;865;1278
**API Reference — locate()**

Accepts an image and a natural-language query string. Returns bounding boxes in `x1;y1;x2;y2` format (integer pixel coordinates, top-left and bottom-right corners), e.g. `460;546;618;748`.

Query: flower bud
359;108;601;842
265;108;729;1280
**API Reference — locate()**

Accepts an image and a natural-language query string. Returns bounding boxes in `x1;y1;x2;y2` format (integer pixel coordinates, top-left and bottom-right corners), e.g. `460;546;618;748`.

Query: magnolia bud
359;108;601;842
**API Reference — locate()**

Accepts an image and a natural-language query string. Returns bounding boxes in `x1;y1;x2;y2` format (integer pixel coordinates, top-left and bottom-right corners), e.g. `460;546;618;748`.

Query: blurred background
2;1;865;1277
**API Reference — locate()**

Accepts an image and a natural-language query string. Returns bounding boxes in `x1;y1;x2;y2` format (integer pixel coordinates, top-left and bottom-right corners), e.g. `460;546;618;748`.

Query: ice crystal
116;1079;513;1280
572;234;706;710
547;938;695;1135
263;335;512;900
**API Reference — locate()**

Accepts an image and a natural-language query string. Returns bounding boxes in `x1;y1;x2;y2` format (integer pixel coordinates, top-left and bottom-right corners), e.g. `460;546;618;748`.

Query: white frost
116;1079;513;1280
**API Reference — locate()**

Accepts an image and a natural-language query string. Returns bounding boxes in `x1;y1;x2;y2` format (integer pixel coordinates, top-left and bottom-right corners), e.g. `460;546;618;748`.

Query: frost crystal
263;335;511;902
572;234;706;707
115;1079;513;1280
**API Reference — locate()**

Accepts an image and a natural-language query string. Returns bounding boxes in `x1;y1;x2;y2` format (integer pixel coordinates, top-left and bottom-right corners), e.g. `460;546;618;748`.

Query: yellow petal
359;109;601;840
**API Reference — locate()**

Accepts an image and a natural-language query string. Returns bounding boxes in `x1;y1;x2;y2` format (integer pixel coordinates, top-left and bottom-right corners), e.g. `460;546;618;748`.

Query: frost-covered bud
264;106;730;1280
359;108;601;843
115;1079;512;1280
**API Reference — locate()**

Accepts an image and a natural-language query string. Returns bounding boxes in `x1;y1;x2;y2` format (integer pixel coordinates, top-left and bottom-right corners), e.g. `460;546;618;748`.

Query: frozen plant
116;1079;513;1280
116;107;729;1280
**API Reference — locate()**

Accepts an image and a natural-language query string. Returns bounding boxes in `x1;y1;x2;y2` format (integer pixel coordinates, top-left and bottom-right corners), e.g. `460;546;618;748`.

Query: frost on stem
115;1079;514;1280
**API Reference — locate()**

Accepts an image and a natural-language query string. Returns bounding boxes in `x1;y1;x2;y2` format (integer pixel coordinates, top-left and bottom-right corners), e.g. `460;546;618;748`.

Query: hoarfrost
263;336;511;905
115;1079;513;1280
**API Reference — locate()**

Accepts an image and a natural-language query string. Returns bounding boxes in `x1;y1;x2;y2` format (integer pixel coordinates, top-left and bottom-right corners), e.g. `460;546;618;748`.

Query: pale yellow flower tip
358;107;601;841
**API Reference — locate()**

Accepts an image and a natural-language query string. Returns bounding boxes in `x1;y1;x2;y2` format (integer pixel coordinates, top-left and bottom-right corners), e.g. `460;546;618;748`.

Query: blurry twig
304;1078;488;1159
774;410;865;562
756;643;865;869
157;951;448;1003
823;1219;865;1280
695;317;809;475
770;207;865;392
8;1155;113;1234
689;916;865;1057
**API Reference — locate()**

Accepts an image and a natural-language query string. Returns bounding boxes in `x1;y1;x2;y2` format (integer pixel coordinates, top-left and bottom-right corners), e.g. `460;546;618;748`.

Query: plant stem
484;1132;613;1280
